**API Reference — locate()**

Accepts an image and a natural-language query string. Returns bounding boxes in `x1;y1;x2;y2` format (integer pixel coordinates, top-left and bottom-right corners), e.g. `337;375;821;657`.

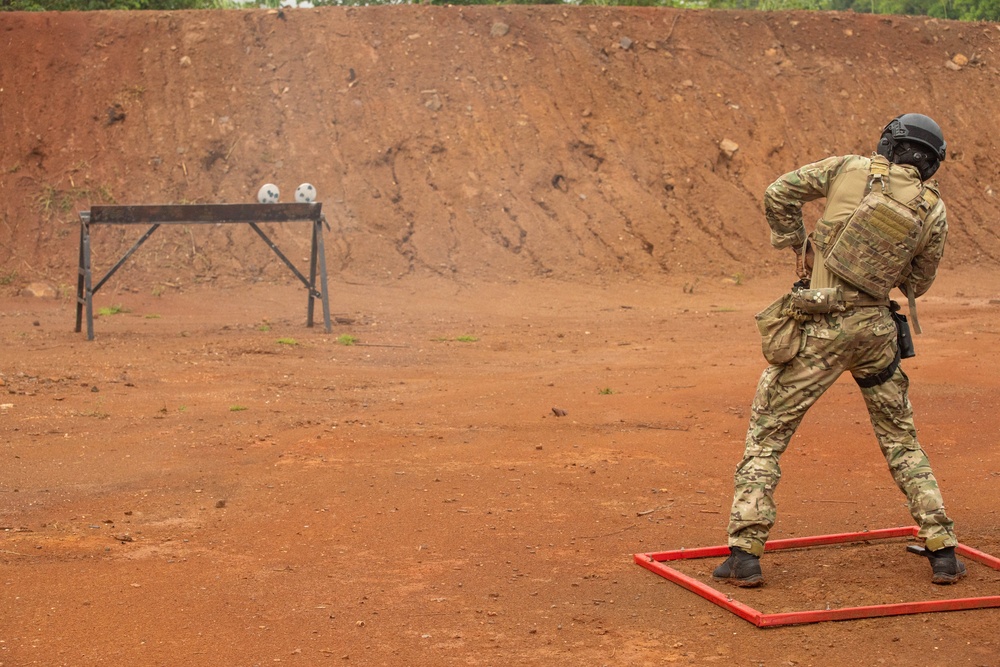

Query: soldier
713;114;966;587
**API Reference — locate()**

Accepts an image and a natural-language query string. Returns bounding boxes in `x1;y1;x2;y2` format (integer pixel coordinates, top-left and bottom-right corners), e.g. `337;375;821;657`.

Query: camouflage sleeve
763;155;851;250
906;200;948;298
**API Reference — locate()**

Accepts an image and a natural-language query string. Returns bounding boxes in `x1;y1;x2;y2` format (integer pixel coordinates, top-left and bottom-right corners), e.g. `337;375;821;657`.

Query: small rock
424;94;442;112
952;53;969;66
552;407;568;417
945;60;962;71
719;138;740;159
179;55;192;67
490;22;509;38
619;36;634;50
106;104;126;125
20;282;56;298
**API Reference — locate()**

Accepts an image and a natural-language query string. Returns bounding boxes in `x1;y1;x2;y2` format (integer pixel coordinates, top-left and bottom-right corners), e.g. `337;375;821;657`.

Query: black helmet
876;113;947;180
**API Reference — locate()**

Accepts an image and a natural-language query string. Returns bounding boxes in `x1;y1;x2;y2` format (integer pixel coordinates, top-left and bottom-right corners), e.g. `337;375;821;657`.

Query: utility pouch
890;301;916;359
790;287;845;315
755;293;803;365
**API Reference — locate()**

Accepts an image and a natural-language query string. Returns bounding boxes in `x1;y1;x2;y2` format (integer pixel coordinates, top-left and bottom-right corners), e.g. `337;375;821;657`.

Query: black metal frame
75;203;332;340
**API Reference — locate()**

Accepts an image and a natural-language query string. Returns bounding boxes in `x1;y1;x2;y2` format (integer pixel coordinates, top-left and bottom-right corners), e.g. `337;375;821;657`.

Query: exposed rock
21;282;57;298
719;139;740;159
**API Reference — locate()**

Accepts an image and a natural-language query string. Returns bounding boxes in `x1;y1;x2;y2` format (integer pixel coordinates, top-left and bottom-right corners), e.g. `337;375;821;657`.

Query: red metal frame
634;526;1000;627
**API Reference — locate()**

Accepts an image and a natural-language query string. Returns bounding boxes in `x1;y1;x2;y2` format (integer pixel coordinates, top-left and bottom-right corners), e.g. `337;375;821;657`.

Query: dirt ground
3;271;1000;666
2;5;1000;667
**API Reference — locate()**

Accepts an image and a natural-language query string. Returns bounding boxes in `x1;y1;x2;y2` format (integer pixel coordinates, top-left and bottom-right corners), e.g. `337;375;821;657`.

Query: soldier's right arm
763;155;853;251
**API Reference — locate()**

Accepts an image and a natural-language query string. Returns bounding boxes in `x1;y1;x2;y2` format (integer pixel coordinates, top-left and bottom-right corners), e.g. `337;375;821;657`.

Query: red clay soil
2;6;1000;666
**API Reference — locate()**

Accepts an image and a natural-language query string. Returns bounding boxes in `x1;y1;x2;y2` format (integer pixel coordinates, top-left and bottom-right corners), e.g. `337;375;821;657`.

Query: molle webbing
820;156;930;300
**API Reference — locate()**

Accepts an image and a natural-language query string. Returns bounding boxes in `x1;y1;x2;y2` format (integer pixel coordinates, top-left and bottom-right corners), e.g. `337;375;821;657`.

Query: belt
843;297;890;309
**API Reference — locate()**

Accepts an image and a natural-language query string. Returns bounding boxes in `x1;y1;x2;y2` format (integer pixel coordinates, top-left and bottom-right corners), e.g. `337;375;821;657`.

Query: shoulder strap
867;154;892;195
917;185;940;223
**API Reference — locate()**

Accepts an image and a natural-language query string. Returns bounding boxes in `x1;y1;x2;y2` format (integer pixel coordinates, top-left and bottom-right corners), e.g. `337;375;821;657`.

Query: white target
295;183;317;203
257;183;280;204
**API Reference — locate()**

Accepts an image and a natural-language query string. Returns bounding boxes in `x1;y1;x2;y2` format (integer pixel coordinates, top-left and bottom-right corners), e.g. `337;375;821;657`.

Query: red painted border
634;526;1000;627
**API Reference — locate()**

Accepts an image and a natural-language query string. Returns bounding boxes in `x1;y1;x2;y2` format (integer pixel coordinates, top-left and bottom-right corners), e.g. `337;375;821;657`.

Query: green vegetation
276;337;298;345
229;405;248;412
433;335;479;342
3;0;996;21
703;0;992;20
34;183;114;217
0;271;17;286
336;334;358;346
97;304;129;316
598;387;615;395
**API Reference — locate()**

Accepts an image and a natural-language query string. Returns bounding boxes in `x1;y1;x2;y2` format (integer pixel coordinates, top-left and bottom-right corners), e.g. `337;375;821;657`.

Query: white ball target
257;183;280;204
295;183;317;203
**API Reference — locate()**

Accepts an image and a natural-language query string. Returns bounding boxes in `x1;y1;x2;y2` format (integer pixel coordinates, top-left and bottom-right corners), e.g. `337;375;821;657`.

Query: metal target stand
75;203;332;340
635;526;1000;627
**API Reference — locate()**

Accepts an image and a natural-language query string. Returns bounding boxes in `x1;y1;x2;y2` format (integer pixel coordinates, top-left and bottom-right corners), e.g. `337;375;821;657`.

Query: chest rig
816;155;939;300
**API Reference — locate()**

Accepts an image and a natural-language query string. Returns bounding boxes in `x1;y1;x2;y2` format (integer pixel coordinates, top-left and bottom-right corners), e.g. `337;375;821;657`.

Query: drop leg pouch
755;293;802;365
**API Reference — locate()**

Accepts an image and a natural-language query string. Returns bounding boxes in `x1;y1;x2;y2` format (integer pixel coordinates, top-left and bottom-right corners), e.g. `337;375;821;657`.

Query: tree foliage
2;0;999;20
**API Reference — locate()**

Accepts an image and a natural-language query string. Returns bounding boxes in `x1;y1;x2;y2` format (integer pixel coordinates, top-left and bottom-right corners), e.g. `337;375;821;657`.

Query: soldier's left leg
860;367;957;551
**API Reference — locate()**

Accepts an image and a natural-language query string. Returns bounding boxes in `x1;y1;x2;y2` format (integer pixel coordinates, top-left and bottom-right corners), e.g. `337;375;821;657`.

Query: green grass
337;334;358;346
35;183;115;216
598;387;614;395
229;405;248;412
0;271;17;286
98;304;129;316
433;335;479;343
276;337;298;346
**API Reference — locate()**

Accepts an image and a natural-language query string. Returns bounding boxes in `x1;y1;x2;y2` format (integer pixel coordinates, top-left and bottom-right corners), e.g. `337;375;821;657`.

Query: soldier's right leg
726;347;847;557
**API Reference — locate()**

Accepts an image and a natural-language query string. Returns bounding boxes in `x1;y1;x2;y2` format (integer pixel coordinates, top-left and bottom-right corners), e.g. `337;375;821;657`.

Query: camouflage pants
727;306;957;557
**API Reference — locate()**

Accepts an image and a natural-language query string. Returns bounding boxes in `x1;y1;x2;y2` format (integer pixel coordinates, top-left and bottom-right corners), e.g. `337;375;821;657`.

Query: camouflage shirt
763;154;948;297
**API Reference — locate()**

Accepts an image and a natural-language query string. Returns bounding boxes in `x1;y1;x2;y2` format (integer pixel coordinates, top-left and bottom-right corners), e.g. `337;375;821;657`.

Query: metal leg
307;219;318;328
75;216;86;333
82;221;95;340
316;216;332;333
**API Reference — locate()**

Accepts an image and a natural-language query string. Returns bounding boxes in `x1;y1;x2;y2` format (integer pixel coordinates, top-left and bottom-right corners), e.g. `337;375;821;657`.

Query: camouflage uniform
727;154;957;557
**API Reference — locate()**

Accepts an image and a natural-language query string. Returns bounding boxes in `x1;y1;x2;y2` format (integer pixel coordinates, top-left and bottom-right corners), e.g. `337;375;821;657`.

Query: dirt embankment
4;8;1000;667
2;6;1000;291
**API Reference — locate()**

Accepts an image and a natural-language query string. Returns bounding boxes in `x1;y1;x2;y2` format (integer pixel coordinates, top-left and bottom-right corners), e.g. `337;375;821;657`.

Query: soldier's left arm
906;201;948;298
